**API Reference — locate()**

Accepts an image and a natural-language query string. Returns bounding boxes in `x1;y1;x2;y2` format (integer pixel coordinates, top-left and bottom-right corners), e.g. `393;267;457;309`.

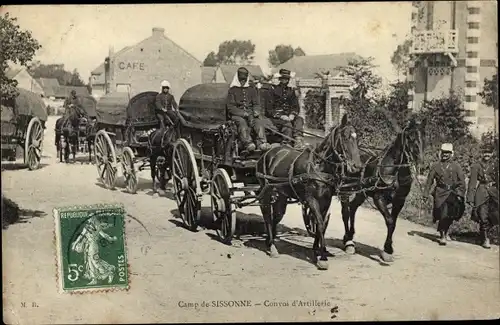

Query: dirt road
2;117;499;323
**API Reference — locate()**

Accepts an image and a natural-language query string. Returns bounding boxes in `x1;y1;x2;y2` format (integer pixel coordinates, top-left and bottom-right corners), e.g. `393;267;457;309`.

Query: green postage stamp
53;203;129;293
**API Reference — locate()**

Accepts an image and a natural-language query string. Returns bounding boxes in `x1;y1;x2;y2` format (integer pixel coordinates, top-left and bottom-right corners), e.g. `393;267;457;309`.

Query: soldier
424;143;466;245
155;80;179;130
227;67;271;152
266;69;305;149
467;143;499;249
63;90;85;118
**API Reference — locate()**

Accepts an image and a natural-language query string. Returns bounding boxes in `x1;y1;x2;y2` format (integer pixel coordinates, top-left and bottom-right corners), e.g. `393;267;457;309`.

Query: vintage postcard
1;2;499;324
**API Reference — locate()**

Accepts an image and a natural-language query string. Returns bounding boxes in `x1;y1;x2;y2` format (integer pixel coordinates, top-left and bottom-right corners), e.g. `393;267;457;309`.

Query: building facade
6;67;44;97
408;1;498;137
90;27;202;100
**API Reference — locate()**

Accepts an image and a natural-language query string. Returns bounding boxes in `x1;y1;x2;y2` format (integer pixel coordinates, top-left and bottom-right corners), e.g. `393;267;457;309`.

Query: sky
4;3;412;84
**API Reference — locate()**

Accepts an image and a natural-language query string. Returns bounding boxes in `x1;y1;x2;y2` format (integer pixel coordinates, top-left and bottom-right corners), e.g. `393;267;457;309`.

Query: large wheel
94;130;117;190
302;206;330;237
210;168;236;244
122;147;138;194
24;117;44;170
172;139;201;231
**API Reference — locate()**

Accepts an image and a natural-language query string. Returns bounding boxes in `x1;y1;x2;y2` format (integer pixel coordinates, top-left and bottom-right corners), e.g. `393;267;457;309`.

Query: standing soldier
266;69;305;149
466;143;498;249
424;143;466;245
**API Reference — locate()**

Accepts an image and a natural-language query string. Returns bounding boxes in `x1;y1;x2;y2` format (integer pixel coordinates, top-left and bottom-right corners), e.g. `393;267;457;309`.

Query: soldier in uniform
266;69;305;149
63;90;85;117
424;143;466;245
227;67;271;152
467;143;499;249
155;80;179;130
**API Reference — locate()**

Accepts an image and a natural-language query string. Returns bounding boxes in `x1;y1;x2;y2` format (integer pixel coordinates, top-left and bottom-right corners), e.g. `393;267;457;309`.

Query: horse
147;119;178;193
255;114;363;270
339;115;427;263
55;104;85;163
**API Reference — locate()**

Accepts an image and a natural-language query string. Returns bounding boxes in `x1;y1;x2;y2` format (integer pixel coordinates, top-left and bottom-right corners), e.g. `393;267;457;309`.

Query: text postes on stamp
53;203;129;293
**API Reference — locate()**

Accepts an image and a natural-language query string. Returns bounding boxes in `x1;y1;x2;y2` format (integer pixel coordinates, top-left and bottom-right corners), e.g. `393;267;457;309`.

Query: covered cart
1;88;47;170
94;91;159;193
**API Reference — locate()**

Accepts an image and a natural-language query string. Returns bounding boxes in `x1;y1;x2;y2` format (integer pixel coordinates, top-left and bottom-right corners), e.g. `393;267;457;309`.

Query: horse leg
372;192;396;263
305;197;328;270
259;188;278;258
158;156;167;190
271;194;288;250
342;193;365;254
150;155;157;193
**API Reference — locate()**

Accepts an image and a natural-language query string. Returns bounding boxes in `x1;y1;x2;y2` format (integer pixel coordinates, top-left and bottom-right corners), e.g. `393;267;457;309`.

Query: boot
259;142;271;151
245;142;256;152
438;231;447;246
294;137;305;149
480;230;491;249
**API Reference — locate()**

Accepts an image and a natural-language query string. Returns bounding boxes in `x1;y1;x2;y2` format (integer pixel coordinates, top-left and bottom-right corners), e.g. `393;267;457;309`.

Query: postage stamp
53;203;129;293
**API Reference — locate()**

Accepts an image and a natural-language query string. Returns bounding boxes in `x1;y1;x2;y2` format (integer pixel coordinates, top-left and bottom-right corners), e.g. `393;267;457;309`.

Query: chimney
152;27;165;37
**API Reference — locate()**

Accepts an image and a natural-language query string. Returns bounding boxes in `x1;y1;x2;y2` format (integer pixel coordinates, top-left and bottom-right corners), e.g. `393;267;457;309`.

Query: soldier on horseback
467;143;498;249
155;80;179;131
424;143;466;246
63;89;86;120
266;69;305;149
227;67;271;152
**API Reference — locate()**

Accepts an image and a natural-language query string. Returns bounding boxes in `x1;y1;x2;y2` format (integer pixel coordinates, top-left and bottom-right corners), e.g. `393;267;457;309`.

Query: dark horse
339;115;427;263
147;119;178;192
55;104;84;163
255;115;363;270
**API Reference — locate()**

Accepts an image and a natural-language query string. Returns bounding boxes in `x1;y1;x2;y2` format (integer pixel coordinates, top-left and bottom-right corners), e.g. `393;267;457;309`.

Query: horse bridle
314;124;357;170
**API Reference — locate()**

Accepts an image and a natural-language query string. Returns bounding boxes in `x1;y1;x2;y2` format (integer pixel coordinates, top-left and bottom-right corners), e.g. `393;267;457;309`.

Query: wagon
169;83;288;244
1;88;47;170
93;91;160;193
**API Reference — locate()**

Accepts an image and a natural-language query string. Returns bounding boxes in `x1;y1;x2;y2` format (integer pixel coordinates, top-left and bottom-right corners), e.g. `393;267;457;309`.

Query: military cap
481;143;494;153
440;143;453;153
278;69;292;79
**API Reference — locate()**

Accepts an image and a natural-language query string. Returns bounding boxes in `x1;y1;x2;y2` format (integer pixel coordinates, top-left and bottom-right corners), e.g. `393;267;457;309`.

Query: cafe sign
118;61;145;70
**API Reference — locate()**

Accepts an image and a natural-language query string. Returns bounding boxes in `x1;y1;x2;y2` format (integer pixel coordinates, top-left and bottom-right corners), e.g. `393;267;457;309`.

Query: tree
478;72;498;110
203;51;218;67
390;39;412;80
69;69;85;86
202;40;256;66
338;56;382;107
267;44;306;67
29;64;84;86
0;13;41;100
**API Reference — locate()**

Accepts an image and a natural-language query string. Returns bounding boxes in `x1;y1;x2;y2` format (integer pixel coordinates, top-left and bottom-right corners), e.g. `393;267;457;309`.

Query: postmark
53;203;129;293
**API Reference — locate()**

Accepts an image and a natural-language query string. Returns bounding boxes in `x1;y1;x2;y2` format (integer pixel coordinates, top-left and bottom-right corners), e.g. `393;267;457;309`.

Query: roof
36;78;60;97
201;66;217;83
54;86;90;98
277;53;362;79
218;65;265;83
91;46;132;75
5;68;22;79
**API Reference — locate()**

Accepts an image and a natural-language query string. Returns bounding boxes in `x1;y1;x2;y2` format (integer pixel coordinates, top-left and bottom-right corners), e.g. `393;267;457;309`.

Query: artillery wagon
93;91;162;193
1;88;47;170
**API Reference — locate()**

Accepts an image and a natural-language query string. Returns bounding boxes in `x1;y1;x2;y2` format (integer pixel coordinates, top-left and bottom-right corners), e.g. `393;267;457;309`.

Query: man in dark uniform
467;143;499;249
227;67;270;152
63;89;87;128
424;143;466;245
155;80;179;131
266;69;305;149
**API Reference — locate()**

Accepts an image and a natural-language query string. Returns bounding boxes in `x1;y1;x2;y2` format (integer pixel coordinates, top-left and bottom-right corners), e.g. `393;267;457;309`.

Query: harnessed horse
338;115;427;263
55;104;88;163
255;114;363;270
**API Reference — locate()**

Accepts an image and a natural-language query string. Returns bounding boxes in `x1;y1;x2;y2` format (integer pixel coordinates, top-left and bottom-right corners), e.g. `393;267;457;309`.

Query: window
468;7;480;15
466;81;477;88
468;22;480;29
465;95;477;102
467;37;479;44
464;110;476;117
466;66;478;73
466;51;479;58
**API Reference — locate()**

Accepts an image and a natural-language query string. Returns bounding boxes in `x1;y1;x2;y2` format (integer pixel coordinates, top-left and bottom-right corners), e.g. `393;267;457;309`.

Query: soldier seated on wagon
265;69;305;149
155;80;179;131
227;67;271;152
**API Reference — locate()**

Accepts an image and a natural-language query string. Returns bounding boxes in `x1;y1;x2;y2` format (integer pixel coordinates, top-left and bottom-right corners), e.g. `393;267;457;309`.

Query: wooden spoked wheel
172;139;201;231
302;206;330;237
210;168;236;245
24;117;44;170
122;147;138;194
94;130;117;190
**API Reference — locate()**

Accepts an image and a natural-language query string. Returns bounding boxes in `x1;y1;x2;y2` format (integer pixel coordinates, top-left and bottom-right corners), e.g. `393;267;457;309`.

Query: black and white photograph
1;2;498;323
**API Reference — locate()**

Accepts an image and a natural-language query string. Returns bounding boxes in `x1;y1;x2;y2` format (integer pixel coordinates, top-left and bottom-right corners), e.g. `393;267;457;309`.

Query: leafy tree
268;44;306;67
202;40;256;66
29;64;84;86
390;39;412;79
69;69;85;86
338;56;382;107
478;72;498;110
0;13;41;101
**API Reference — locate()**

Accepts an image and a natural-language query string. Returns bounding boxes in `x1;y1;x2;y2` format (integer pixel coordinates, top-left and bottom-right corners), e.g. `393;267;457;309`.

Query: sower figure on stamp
467;143;499;249
266;69;305;149
424;143;466;246
155;80;179;134
227;67;271;152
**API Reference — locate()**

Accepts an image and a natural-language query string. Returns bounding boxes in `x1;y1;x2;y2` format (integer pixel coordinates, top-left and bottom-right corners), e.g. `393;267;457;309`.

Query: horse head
316;114;362;174
400;115;427;167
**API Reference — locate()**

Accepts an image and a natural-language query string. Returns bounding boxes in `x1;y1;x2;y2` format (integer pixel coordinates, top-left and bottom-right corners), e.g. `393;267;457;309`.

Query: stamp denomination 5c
53;204;129;293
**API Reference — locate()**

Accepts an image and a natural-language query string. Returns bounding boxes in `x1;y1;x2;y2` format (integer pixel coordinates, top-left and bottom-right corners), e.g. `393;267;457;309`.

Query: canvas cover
96;92;130;126
81;96;97;118
178;83;229;125
1;88;47;122
127;91;158;123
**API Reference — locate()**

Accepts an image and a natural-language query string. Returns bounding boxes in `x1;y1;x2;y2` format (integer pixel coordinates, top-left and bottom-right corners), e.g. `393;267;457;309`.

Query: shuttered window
466;66;478;73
